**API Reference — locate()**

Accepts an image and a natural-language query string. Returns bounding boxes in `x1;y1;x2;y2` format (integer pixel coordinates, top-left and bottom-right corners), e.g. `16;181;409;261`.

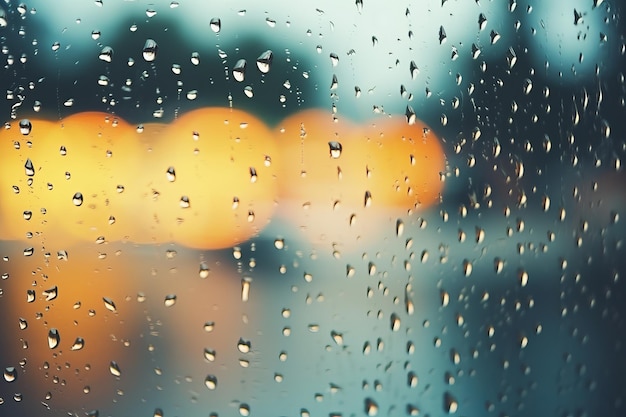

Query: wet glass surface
0;1;625;416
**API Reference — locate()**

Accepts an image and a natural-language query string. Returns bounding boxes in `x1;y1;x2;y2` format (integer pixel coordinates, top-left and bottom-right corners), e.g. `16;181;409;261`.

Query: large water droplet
328;141;342;159
48;328;60;349
164;294;177;307
256;50;273;73
237;338;251;353
3;367;17;382
72;192;84;206
98;46;113;63
19;119;32;135
103;297;117;312
210;18;221;33
24;158;35;176
142;39;158;62
233;59;247;82
70;337;85;351
204;375;218;390
109;361;121;377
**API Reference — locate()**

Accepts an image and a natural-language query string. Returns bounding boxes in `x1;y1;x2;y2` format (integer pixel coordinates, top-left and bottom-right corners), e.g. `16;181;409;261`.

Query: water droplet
109;361;121;377
365;398;378;416
98;46;113;63
390;313;401;331
329;52;339;67
71;337;85;351
328;141;342;159
239;404;250;417
478;13;487;30
204;375;218;390
256;50;273;73
233;59;247;82
444;392;458;413
103;297;117;312
439;26;447;44
241;278;251;302
72;192;84;206
249;167;258;183
48;328;60;349
3;367;17;382
364;190;372;208
204;348;216;362
210;17;221;33
237;338;251;353
179;196;190;208
43;286;58;301
19;119;32;135
166;166;176;182
142;39;158;62
330;331;343;345
24;158;35;177
191;52;200;65
164;294;177;307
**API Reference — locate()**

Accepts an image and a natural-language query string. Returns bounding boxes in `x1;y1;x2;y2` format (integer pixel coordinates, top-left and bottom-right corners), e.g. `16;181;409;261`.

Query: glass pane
1;1;624;416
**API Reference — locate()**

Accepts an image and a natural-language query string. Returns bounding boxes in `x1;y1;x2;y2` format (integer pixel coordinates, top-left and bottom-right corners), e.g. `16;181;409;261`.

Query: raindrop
70;337;85;351
98;46;113;63
109;361;121;377
3;367;17;382
179;196;190;208
365;398;378;416
48;328;60;349
410;61;419;79
256;50;273;73
330;331;344;345
237;338;251;353
24;158;35;176
204;375;218;390
43;286;58;301
390;313;401;331
103;297;117;312
199;262;210;278
328;141;342;159
164;294;177;307
166;166;176;182
142;39;158;62
439;26;447;44
329;52;339;66
444;392;458;413
233;59;247;82
478;13;487;30
19;119;32;135
191;52;200;65
72;192;84;206
210;18;221;33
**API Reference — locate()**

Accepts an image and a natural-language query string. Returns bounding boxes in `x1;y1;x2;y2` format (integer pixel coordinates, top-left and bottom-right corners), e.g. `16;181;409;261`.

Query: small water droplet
210;17;221;33
328;141;342;158
164;294;177;307
190;52;200;65
256;50;273;73
142;39;158;62
71;337;85;351
3;367;17;382
233;59;247;82
109;361;121;377
72;192;84;206
103;297;117;312
48;328;60;349
365;398;378;416
98;46;113;63
204;374;218;390
166;166;176;182
237;338;251;353
179;196;190;208
24;158;35;177
19;119;32;135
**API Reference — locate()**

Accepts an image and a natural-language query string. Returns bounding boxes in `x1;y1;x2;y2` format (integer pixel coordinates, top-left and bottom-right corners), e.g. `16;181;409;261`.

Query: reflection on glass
0;1;625;416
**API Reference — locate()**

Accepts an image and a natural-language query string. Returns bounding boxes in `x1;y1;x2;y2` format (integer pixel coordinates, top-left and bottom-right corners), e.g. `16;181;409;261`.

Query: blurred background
1;0;625;416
